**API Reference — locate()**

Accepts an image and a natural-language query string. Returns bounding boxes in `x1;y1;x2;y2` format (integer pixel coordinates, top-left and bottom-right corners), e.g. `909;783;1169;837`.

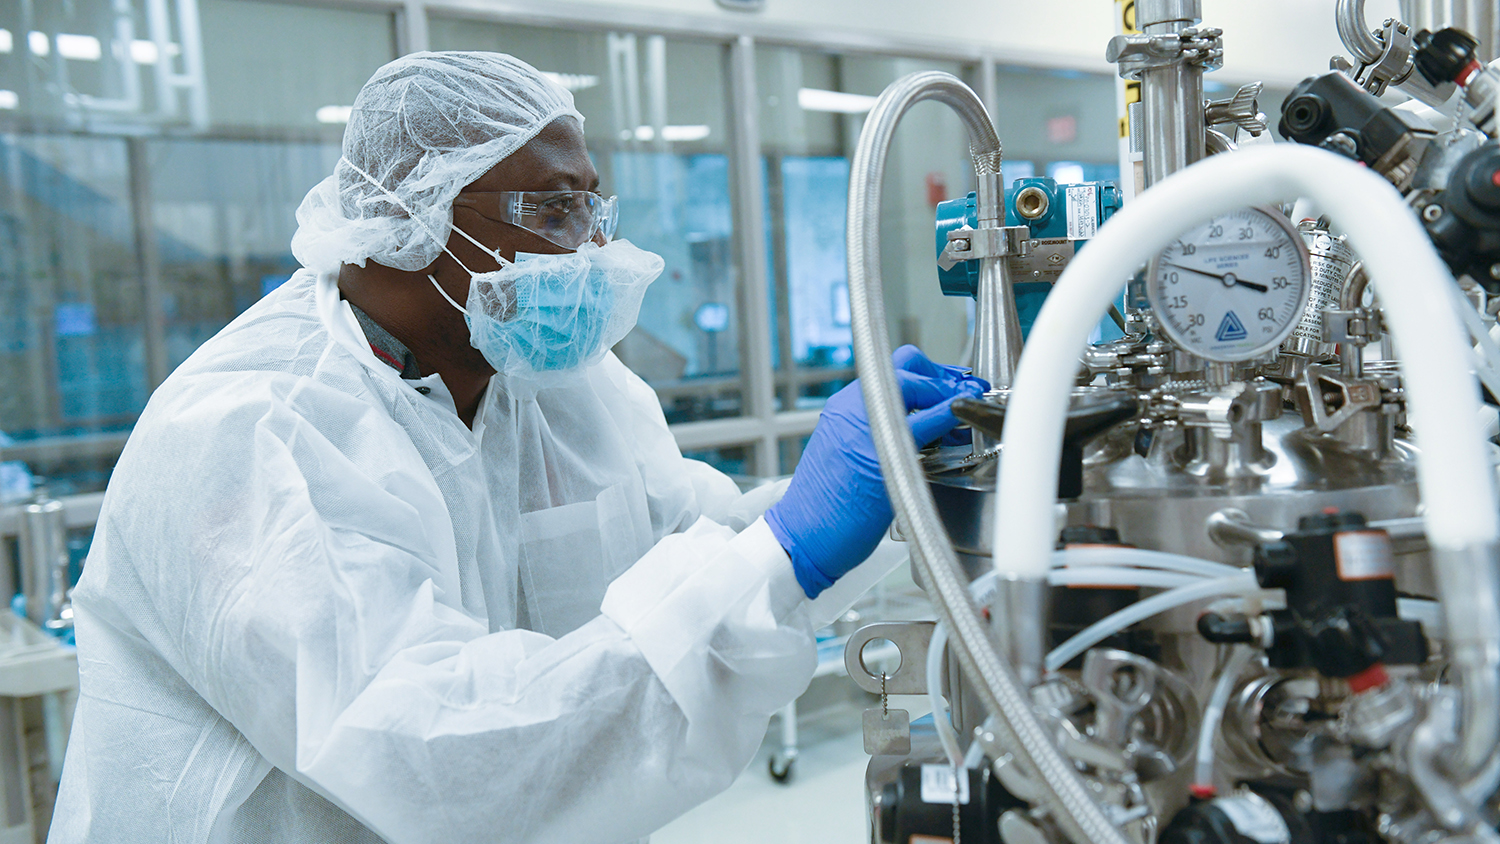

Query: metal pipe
1337;0;1386;65
846;70;1131;844
1139;0;1205;187
17;498;69;632
1340;262;1371;379
1207;508;1284;548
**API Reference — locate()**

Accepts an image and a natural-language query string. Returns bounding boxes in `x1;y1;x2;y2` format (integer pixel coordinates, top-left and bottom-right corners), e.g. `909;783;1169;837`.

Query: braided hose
845;70;1132;844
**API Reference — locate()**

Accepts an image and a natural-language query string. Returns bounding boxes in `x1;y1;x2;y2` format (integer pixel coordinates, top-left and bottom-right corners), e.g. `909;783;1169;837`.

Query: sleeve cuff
600;516;813;719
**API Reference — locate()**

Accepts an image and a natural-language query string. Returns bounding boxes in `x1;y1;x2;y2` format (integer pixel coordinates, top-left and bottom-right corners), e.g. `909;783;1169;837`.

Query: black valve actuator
1250;510;1426;674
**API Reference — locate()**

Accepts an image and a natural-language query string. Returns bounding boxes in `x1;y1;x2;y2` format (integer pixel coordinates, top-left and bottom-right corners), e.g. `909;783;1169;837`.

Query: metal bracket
938;224;1031;272
944;224;1031;264
843;621;935;695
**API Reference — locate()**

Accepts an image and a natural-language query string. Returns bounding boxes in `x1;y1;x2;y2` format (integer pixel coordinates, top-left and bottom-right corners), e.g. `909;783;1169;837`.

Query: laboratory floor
652;688;932;844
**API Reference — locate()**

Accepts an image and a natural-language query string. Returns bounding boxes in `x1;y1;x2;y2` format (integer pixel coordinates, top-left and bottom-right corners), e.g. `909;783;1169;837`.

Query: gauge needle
1164;262;1269;293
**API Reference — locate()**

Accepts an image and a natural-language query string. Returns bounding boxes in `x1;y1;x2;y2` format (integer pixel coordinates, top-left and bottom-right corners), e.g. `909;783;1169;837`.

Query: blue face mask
339;160;663;379
428;231;663;378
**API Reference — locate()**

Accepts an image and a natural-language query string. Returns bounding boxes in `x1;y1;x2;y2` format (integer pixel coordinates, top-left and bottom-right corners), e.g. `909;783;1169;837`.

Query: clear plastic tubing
1048;569;1203;590
1193;645;1255;794
927;622;965;770
1045;576;1261;672
1054;547;1241;579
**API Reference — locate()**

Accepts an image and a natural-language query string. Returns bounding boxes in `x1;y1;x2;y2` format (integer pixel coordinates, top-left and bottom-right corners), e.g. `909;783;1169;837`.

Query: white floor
651;694;933;844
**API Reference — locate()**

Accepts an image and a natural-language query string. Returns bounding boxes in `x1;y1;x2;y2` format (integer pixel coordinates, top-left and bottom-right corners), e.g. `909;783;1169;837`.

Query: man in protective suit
48;52;982;843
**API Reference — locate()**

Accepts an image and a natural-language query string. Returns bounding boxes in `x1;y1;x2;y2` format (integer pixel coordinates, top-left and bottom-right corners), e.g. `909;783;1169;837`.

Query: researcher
49;52;983;844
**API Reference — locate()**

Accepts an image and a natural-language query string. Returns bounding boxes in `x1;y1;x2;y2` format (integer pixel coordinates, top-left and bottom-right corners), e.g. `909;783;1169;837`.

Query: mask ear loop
427;275;468;316
447;222;512;266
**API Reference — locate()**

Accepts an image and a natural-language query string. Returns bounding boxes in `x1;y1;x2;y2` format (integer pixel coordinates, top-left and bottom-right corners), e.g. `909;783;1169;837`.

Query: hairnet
291;51;585;275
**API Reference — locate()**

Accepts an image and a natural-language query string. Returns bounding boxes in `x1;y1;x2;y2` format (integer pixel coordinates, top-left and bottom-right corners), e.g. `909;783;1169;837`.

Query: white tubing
967;548;1237;606
1193;646;1255;793
1045;576;1263;672
994;144;1499;587
1054;547;1241;579
1048;568;1204;590
927;623;965;770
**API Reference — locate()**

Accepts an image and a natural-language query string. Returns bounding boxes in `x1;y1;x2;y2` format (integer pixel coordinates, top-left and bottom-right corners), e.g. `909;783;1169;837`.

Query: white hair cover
291;51;584;274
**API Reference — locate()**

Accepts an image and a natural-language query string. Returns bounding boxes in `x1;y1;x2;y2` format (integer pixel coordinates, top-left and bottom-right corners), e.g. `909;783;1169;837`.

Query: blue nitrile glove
766;345;988;599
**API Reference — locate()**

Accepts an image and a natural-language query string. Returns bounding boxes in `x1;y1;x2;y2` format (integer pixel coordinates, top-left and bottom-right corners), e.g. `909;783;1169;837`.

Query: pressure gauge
1146;207;1312;362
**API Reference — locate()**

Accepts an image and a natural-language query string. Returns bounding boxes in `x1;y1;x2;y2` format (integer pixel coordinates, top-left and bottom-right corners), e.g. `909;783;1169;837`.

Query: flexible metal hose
845;70;1132;844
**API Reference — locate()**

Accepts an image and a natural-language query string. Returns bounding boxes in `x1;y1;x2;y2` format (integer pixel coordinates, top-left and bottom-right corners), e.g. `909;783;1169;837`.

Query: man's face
439;115;600;275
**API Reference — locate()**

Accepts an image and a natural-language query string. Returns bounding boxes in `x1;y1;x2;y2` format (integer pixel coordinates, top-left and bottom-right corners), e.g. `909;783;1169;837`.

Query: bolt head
1490;263;1500;280
1422;203;1444;222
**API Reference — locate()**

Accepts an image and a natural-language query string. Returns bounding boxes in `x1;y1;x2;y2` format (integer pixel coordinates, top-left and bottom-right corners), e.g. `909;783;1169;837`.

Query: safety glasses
452;190;618;250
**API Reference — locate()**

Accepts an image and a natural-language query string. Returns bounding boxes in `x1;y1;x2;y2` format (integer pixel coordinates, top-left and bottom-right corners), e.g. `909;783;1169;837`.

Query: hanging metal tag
863;671;911;755
863;707;911;755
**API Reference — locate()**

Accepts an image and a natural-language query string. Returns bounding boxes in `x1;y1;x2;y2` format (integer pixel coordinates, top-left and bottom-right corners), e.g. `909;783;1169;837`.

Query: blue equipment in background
934;177;1123;340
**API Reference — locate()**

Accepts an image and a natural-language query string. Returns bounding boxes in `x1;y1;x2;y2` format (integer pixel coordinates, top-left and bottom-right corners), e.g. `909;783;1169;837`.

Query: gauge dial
1146;207;1312;362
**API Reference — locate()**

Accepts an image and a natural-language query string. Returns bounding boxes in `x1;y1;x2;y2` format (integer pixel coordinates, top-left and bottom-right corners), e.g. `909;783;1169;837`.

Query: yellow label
1117;0;1139;138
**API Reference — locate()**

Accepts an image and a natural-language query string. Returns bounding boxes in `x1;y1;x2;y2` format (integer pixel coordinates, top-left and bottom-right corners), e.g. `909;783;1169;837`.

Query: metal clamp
1321;307;1382;346
1176;381;1281;440
1205;82;1266;137
1106;27;1224;79
938;224;1031;272
843;621;935;695
1080;649;1160;749
1302;363;1384;433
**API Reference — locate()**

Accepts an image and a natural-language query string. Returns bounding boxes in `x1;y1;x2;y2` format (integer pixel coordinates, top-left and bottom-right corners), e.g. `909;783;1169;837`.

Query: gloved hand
766;345;988;599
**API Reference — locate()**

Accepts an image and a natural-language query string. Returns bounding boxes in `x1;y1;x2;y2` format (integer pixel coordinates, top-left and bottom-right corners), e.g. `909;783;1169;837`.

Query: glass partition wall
0;0;1132;495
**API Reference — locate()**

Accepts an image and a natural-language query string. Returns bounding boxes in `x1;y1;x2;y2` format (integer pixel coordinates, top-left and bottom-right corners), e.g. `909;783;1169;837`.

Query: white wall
544;0;1404;88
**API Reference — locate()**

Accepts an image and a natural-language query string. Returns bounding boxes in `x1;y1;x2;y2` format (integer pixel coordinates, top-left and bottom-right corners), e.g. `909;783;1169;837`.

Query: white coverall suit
48;270;819;843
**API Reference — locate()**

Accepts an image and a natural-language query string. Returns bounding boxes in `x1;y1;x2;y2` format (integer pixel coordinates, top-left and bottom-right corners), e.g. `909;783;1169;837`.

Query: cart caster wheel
768;755;795;784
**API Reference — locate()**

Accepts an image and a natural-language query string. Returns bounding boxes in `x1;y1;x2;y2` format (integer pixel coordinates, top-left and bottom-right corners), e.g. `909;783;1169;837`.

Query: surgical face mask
339;157;663;379
427;225;663;377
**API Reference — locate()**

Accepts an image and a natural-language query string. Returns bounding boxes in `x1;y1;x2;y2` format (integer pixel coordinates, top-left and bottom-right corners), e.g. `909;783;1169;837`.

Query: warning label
1336;531;1396;581
1065;184;1099;240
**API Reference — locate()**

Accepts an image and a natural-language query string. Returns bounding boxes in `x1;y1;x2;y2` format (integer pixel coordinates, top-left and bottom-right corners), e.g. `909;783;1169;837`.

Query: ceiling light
27;31;48;57
0;30;12;54
660;124;710;142
315;105;353;124
0;91;18;110
57;34;102;61
626;125;711;142
129;40;179;64
541;72;600;92
797;87;878;114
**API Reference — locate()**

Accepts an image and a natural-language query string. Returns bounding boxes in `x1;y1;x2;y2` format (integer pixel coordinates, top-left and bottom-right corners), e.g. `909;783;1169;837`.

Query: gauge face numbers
1146;208;1311;362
